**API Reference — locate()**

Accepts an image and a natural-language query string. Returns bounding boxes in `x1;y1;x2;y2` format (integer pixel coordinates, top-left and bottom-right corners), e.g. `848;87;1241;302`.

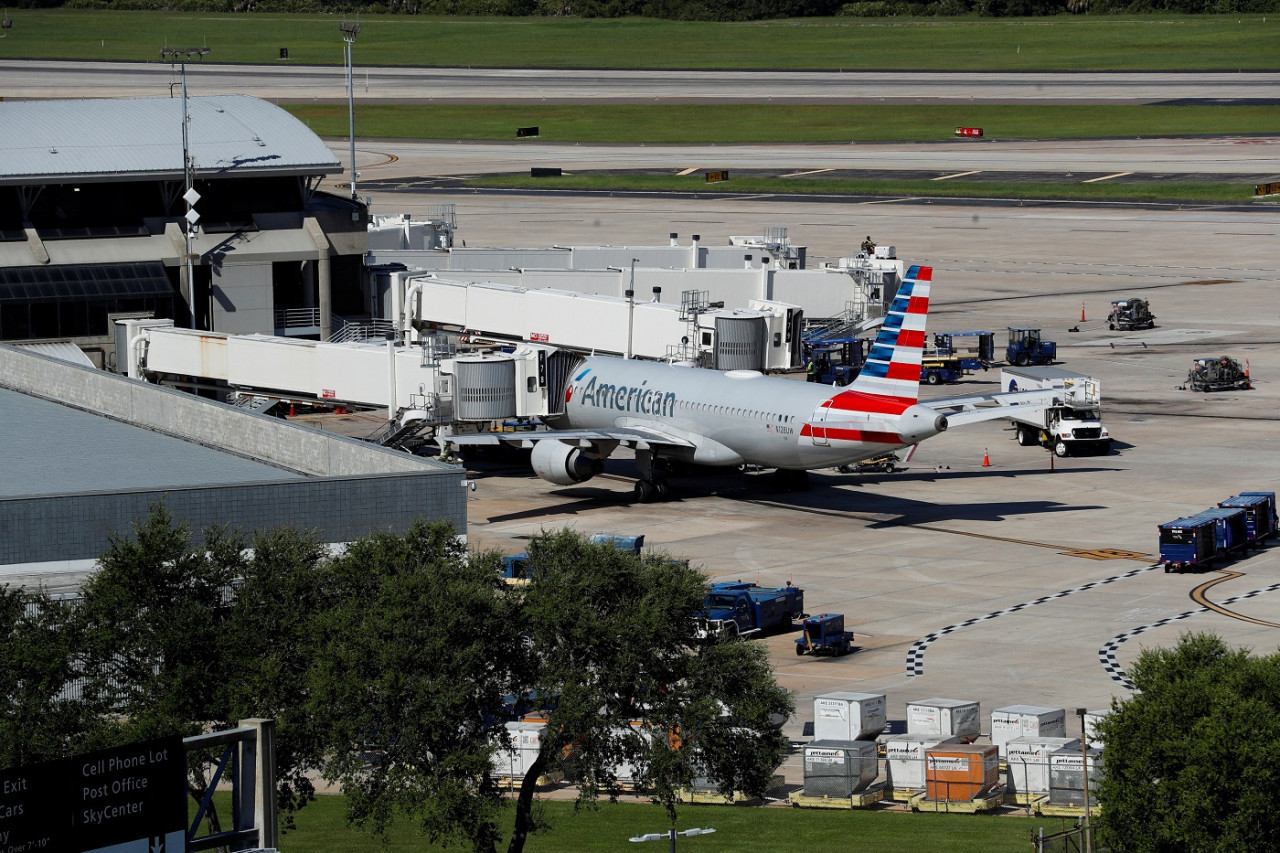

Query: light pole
625;258;638;359
161;46;208;330
340;21;361;201
1077;707;1092;853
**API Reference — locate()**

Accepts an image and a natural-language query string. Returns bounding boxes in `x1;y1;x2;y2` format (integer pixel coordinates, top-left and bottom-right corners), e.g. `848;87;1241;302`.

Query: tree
308;519;520;852
507;530;792;853
1096;631;1280;853
0;585;103;767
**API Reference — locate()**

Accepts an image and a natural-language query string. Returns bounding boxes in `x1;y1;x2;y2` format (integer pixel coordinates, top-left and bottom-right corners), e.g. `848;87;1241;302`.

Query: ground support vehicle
920;356;962;386
502;533;645;582
931;331;995;371
1158;516;1219;572
1001;367;1111;457
795;613;855;656
806;338;864;386
1186;356;1252;392
695;581;805;638
836;452;900;475
1107;297;1156;331
1196;507;1251;559
1220;492;1278;545
1006;328;1057;367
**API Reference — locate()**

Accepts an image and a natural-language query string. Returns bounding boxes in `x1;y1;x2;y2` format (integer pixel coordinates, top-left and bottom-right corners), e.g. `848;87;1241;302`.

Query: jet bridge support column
305;217;333;341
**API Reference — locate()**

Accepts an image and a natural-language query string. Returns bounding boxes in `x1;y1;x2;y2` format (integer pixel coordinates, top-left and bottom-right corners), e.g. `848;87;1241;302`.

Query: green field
1;10;1277;71
243;794;1039;852
288;102;1280;144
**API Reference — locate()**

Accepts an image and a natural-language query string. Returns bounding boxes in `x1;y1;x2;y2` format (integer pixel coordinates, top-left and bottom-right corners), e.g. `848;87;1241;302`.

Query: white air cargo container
813;692;887;742
884;734;959;792
492;721;545;779
1048;746;1103;807
1083;709;1109;747
906;698;980;742
990;705;1067;757
803;740;879;797
1006;736;1080;798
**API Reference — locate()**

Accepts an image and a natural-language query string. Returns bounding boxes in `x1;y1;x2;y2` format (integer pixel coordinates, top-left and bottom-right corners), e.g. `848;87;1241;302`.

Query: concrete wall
0;344;452;478
213;262;274;336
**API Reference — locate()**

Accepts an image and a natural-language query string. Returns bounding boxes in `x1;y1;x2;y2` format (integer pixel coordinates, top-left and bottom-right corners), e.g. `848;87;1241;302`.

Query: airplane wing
438;425;696;451
920;388;1061;428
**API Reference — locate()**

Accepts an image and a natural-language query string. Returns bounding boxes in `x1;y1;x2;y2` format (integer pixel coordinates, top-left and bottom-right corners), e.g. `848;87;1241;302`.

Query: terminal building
0;95;368;366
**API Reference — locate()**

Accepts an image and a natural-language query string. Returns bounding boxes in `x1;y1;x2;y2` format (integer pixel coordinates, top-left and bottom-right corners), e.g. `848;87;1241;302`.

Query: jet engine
531;440;604;486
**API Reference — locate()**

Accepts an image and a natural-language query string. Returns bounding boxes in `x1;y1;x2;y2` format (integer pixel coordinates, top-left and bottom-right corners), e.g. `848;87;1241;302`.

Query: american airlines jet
442;266;998;502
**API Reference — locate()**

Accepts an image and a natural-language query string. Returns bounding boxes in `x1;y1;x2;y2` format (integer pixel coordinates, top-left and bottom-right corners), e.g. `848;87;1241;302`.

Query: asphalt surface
5;61;1280;104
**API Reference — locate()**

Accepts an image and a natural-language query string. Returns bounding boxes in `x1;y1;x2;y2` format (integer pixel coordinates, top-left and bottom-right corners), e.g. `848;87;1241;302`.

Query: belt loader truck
1002;367;1112;458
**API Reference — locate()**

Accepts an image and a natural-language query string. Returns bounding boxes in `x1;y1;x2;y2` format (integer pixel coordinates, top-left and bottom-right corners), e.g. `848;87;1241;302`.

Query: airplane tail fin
845;265;931;406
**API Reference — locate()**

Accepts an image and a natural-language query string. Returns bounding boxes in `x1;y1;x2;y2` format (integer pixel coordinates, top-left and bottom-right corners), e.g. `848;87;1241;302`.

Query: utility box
990;705;1067;757
1048;746;1103;807
906;698;980;742
885;734;959;792
802;740;879;797
925;743;1000;802
813;692;886;742
1006;737;1080;798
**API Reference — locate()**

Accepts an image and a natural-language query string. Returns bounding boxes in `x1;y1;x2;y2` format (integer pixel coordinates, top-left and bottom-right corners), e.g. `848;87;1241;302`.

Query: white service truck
1001;366;1112;458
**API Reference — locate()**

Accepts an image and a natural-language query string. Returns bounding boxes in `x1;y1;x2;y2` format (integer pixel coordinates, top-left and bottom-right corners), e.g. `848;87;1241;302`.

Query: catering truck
1002;366;1112;458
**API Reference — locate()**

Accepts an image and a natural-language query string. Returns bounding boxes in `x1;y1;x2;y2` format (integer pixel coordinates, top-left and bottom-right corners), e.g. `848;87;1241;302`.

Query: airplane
439;265;1038;502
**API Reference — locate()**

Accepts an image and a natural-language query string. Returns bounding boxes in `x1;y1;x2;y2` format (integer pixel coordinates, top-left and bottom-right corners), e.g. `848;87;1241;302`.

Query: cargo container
803;740;879;797
990;705;1067;757
885;734;960;792
607;726;653;786
1048;746;1103;807
1158;515;1218;572
1220;492;1278;545
925;743;1000;802
1195;506;1250;559
1006;737;1080;799
813;692;887;742
492;721;545;779
906;698;981;743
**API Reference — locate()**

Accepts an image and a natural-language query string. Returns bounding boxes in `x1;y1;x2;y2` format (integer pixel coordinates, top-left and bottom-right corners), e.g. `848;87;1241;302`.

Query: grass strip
287;103;1280;144
2;11;1279;71
264;794;1032;851
468;173;1259;204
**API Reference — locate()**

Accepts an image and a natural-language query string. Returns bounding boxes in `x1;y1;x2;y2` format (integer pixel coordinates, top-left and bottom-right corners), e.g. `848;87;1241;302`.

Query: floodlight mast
161;46;209;329
341;21;361;201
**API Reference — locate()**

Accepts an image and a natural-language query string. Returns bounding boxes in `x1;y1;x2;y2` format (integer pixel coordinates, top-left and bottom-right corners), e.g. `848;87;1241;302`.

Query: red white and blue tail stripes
845;265;930;407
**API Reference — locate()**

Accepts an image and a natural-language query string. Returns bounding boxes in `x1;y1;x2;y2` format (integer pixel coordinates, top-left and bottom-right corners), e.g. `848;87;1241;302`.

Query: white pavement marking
676;167;700;176
1099;581;1280;691
906;564;1162;677
932;170;982;181
781;168;835;178
1083;171;1134;183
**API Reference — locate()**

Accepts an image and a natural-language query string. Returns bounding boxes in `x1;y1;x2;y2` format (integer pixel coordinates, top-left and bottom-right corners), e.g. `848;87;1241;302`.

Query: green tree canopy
1097;631;1280;853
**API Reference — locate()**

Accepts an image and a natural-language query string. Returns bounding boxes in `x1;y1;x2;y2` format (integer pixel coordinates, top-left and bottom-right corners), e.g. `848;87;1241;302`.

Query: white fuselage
552;356;946;470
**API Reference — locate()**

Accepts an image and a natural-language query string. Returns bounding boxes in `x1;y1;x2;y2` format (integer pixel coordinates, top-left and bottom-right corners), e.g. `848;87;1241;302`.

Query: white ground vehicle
1002;367;1112;458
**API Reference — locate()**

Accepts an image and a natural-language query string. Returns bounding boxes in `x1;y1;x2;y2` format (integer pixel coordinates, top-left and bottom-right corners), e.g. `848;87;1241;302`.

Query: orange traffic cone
982;448;991;467
1081;302;1087;322
1245;359;1251;378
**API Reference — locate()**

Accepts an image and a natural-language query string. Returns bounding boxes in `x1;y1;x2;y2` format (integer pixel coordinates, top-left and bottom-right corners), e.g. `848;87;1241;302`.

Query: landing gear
633;448;673;503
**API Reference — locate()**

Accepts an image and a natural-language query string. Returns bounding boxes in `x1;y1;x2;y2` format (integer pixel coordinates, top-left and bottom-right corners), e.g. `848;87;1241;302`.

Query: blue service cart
1158;516;1218;573
1220;492;1278;545
1006;327;1057;367
1195;507;1250;560
795;613;854;657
